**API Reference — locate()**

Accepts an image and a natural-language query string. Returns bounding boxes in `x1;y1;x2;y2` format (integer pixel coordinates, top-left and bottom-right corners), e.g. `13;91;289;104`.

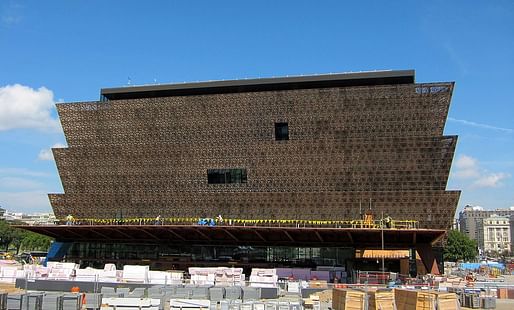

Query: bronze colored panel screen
50;82;459;229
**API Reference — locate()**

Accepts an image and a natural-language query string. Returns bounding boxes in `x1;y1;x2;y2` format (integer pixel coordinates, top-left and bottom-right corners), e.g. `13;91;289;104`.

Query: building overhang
100;70;415;100
18;225;444;248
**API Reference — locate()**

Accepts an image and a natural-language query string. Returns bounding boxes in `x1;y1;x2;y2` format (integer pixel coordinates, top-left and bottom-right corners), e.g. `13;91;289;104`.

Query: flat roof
101;70;415;100
18;224;444;248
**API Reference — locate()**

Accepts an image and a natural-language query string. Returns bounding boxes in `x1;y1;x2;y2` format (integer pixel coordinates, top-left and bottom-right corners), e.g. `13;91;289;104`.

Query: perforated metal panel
50;82;459;229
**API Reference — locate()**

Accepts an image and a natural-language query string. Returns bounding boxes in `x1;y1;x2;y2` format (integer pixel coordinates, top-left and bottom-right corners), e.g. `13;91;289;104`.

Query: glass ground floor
66;242;354;271
60;242;443;279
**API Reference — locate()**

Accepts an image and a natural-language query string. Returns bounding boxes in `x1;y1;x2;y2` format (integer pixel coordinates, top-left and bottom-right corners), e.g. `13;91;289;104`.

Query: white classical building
483;215;511;255
459;205;514;253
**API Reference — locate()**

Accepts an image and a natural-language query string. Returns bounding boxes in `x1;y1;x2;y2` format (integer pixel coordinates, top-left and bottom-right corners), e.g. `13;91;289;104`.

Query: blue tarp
460;262;505;270
197;218;216;226
44;241;72;266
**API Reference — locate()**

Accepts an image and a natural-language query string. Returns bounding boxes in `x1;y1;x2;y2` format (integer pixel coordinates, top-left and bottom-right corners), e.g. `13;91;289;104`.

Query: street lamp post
381;211;385;284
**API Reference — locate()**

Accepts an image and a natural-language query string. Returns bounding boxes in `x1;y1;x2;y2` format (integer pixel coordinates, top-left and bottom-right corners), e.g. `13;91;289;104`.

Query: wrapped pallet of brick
434;292;459;310
332;288;365;310
394;289;459;310
123;265;149;283
497;288;508;299
250;268;278;287
367;289;395;310
394;289;436;310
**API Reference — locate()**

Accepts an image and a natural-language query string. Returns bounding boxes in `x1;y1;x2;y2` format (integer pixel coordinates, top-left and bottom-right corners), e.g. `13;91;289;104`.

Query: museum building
22;70;459;275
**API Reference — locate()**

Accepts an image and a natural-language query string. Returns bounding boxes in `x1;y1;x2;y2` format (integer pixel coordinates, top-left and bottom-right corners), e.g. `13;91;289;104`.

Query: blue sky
0;0;513;215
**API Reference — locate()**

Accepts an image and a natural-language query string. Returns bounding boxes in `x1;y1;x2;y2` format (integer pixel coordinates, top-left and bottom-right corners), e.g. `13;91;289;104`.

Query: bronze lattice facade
50;70;460;230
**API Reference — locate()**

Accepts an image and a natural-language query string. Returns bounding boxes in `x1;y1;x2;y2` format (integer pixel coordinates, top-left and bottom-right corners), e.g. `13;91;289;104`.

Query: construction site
25;70;457;271
0;262;513;309
4;70;508;309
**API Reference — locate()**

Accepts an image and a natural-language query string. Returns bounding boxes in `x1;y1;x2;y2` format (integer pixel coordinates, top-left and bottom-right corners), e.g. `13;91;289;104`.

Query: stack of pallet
463;293;480;309
46;262;78;280
497;287;514;299
394;289;458;310
102;297;160;310
395;289;436;310
367;290;395;310
332;289;365;310
435;292;460;310
148;270;182;284
122;265;149;283
99;264;119;282
308;280;328;289
75;267;99;282
189;267;216;285
311;290;332;303
249;268;278;287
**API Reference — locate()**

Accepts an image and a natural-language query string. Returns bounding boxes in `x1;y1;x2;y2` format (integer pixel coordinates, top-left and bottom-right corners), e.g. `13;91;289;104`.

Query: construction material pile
249;269;278;287
332;288;460;310
189;267;244;286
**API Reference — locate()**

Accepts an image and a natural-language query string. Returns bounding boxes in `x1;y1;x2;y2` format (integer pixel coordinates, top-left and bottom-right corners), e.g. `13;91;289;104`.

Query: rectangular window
275;122;289;140
208;169;247;184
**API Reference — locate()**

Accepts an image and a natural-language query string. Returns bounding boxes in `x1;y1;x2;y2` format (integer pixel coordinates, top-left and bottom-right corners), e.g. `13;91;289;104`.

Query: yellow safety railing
58;217;419;229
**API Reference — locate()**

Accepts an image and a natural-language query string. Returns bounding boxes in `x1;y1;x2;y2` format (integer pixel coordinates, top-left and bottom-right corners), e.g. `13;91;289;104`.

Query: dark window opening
208;169;247;184
275;122;289;140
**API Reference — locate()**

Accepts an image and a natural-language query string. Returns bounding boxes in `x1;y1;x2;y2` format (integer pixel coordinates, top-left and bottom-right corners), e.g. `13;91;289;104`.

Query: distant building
483;215;511;255
511;214;514;254
2;211;24;222
20;213;57;226
2;211;56;225
459;205;514;253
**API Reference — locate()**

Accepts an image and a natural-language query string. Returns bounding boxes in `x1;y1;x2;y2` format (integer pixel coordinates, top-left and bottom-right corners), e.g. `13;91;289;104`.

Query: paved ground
495;299;514;310
502;275;514;283
461;299;514;310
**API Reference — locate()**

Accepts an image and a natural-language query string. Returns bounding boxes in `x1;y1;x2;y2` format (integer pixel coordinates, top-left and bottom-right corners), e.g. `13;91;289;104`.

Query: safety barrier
56;217;419;229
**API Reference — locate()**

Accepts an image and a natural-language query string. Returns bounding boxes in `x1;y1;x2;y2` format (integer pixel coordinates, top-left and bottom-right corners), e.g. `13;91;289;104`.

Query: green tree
443;230;478;262
0;220;53;254
21;233;52;251
0;220;14;251
10;228;27;254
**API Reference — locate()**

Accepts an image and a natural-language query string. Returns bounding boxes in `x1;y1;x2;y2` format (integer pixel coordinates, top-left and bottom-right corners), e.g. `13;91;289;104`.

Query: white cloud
2;15;21;25
472;173;510;188
0;167;61;212
0;167;51;178
0;191;52;213
448;117;514;134
37;143;67;161
443;43;469;75
453;169;480;179
0;177;44;191
1;2;23;27
0;84;60;131
452;154;511;188
453;155;480;179
37;149;53;161
455;155;477;169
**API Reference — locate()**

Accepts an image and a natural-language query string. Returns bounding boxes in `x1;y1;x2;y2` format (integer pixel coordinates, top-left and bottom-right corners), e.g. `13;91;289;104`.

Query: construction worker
363;210;374;228
384;215;392;228
66;214;74;225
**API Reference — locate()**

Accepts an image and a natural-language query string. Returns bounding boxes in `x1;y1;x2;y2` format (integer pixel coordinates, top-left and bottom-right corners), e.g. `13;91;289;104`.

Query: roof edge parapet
101;69;415;100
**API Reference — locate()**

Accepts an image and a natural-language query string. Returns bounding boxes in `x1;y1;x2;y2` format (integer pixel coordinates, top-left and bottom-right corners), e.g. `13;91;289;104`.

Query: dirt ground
461;299;514;310
0;283;24;293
